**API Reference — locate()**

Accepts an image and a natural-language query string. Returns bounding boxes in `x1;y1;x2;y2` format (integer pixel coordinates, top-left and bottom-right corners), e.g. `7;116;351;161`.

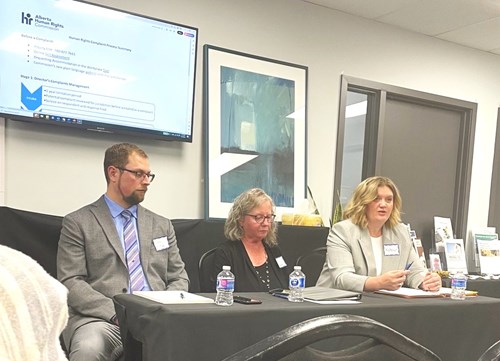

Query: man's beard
124;191;145;206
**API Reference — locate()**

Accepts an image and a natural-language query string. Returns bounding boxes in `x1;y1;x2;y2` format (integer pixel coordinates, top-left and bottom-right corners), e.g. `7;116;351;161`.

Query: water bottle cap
222;265;231;271
294;266;301;270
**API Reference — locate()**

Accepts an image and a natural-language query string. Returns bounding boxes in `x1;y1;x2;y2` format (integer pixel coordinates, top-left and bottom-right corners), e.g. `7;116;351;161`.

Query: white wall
0;118;4;205
3;0;500;239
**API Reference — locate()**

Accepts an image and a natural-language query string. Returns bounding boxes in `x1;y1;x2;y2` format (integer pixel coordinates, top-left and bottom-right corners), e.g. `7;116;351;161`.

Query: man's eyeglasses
117;167;155;182
246;214;276;224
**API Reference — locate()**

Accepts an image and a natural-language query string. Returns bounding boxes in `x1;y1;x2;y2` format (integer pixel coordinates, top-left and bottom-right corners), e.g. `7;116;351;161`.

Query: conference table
114;292;500;361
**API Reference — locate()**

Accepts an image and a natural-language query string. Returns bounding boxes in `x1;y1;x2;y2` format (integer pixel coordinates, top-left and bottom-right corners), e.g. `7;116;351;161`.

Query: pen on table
405;261;414;271
271;291;289;300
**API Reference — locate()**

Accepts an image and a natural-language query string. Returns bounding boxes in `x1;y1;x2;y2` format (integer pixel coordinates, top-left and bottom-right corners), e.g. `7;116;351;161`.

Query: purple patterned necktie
122;210;146;292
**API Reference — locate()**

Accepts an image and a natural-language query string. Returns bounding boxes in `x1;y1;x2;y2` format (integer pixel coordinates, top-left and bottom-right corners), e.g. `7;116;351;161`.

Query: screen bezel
0;0;199;142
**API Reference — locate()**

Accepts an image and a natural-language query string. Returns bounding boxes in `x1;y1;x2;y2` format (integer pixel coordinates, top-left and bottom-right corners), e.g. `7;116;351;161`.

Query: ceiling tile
300;0;500;56
301;0;414;19
377;0;500;36
437;17;500;52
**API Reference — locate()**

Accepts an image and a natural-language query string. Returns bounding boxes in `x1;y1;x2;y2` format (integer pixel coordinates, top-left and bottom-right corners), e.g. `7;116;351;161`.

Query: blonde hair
224;188;278;246
343;176;402;229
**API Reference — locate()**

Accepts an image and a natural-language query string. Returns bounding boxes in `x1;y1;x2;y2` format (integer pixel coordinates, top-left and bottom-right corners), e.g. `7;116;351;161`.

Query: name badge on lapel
153;236;169;251
276;256;287;268
384;244;400;256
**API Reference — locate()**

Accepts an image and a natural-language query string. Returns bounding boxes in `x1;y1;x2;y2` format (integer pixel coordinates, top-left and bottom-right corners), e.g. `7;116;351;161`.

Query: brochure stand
468;229;498;274
476;236;500;275
443;239;468;274
434;216;455;271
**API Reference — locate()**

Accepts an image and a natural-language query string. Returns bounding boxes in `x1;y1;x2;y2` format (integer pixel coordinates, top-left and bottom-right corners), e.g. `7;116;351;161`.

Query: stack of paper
376;287;477;298
302;286;362;304
376;287;448;298
133;290;214;304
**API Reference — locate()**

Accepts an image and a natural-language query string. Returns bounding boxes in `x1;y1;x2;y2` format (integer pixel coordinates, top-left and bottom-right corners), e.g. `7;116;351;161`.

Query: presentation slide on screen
0;0;197;135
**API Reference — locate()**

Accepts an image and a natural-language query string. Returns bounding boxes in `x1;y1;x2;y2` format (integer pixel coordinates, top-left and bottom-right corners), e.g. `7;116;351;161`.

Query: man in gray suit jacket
57;143;189;361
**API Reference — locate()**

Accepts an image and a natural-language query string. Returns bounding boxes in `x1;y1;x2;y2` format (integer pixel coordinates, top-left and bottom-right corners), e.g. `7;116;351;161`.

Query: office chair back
198;248;217;292
478;339;500;361
222;314;442;361
295;246;327;287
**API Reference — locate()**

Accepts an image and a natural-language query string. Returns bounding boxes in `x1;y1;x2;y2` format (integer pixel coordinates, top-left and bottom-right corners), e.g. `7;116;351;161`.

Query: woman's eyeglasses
246;214;276;224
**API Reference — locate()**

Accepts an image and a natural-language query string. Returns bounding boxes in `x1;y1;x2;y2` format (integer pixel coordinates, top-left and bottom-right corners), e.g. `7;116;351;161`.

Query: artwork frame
203;45;308;220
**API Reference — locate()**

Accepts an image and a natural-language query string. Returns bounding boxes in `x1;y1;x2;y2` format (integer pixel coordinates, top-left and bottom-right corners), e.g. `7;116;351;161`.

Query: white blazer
316;219;426;292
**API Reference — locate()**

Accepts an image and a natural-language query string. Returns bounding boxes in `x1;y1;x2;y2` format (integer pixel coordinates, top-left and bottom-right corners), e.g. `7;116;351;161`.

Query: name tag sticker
153;236;169;251
384;244;400;256
276;256;287;268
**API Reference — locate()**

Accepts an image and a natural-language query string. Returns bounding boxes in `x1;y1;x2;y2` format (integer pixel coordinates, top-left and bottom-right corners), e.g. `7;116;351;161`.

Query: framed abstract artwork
203;45;308;219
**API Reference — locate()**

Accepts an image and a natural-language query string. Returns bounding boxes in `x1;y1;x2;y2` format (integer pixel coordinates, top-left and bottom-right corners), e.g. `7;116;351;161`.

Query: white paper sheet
133;291;215;304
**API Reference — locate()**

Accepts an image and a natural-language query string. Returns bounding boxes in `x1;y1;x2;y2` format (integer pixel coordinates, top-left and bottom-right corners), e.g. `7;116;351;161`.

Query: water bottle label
217;278;235;291
452;279;466;288
289;276;305;288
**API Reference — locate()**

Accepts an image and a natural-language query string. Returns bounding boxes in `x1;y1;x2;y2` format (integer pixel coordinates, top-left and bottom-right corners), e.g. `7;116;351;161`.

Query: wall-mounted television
0;0;198;142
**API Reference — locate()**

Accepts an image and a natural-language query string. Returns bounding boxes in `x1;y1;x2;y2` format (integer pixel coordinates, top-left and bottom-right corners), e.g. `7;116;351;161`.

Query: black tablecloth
114;292;500;361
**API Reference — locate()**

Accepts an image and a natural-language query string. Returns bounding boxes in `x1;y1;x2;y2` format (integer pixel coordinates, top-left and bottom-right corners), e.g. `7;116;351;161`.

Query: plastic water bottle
215;265;234;306
288;266;306;302
450;270;467;300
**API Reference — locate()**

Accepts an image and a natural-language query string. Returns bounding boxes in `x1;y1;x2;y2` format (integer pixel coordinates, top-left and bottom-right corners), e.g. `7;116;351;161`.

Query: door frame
334;75;477;239
488;108;500;229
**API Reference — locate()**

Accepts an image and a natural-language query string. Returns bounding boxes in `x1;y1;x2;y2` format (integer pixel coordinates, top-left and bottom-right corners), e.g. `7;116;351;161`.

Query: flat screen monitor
0;0;198;142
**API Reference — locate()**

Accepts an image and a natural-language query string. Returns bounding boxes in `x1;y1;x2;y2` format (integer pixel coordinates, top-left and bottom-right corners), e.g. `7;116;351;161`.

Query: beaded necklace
254;261;271;290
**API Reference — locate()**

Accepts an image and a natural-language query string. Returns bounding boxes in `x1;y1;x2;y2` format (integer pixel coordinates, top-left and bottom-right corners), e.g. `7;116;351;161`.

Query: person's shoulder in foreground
0;245;69;361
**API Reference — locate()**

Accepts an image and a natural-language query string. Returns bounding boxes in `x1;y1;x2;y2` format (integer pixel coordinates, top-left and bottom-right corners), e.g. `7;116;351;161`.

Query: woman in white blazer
316;176;441;293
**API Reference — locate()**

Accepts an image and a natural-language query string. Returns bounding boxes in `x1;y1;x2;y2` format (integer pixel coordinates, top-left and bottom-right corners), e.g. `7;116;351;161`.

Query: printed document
133;291;214;304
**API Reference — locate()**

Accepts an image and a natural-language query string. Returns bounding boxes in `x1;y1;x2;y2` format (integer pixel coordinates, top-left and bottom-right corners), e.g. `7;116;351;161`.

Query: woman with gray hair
316;176;441;293
211;188;289;292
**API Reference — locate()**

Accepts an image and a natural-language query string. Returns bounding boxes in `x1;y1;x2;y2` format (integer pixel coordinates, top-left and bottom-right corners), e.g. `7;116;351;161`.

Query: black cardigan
210;240;290;292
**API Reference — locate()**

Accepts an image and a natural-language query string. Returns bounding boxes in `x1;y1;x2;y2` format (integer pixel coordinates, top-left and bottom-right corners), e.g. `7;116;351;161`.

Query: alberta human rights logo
21;11;64;31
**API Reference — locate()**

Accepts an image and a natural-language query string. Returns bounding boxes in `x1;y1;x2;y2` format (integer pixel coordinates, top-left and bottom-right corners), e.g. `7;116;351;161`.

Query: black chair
295;246;327;287
222;314;442;361
478;339;500;361
198;248;217;292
